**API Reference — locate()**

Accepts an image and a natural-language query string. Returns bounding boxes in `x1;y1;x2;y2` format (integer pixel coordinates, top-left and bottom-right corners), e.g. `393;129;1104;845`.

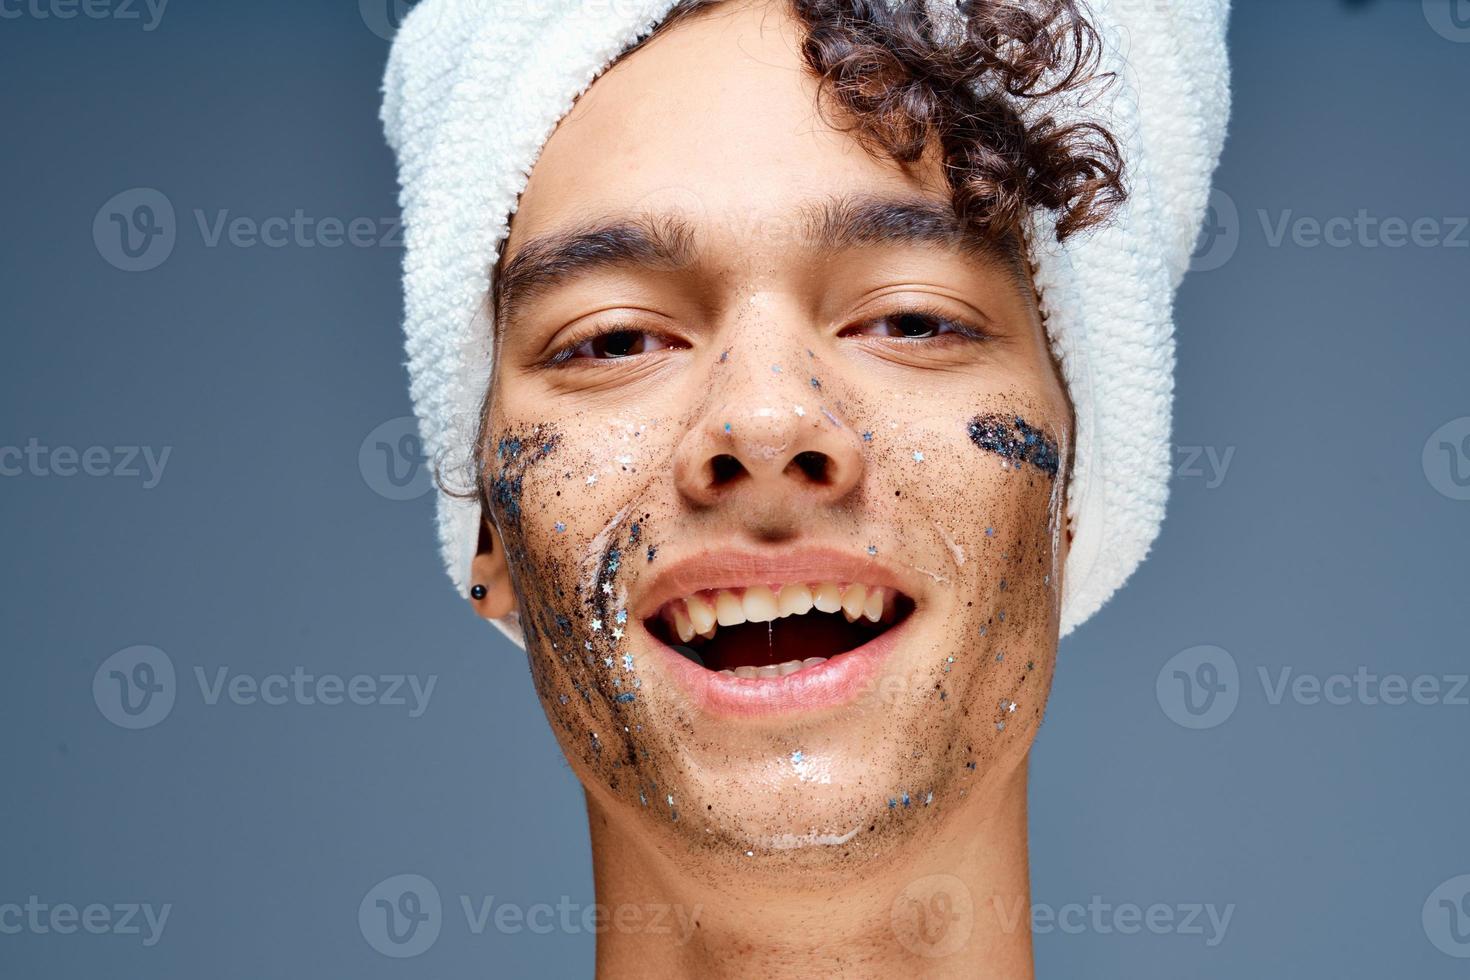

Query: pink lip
633;546;922;719
645;614;910;718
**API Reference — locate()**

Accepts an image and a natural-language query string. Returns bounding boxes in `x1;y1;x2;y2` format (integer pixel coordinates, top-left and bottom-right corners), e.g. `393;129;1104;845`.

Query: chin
536;562;1046;876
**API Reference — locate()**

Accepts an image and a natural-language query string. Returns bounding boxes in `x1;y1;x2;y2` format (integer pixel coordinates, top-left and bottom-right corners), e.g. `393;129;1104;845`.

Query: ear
468;513;517;621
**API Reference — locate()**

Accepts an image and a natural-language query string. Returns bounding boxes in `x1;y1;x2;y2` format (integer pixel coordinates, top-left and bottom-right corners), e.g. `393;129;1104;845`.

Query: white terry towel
380;0;1232;645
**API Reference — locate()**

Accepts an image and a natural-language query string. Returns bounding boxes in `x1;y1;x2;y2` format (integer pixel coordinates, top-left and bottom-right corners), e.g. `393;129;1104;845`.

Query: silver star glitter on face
612;627;624;641
913;450;925;462
590;618;603;631
586;474;598;485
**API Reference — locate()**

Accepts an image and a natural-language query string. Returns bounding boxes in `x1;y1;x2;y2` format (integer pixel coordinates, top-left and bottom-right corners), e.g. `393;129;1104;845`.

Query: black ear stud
470;584;488;601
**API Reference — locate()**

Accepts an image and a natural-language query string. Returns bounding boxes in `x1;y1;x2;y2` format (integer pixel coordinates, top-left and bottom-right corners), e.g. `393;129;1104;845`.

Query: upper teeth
660;583;897;644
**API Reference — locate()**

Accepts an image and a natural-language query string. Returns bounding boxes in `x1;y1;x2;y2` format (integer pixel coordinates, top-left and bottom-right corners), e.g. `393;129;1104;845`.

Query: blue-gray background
2;1;1467;976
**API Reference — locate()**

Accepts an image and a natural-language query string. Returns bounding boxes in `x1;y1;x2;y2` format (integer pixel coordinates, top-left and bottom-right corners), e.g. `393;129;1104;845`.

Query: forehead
504;0;951;260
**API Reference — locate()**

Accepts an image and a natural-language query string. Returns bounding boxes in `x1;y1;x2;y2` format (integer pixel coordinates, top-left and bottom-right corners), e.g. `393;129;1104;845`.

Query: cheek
487;410;679;552
480;411;691;805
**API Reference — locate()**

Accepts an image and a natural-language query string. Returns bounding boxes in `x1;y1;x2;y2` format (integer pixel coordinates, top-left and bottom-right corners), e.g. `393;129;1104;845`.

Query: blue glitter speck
614;692;636;703
554;522;566;533
866;545;877;556
862;431;873;442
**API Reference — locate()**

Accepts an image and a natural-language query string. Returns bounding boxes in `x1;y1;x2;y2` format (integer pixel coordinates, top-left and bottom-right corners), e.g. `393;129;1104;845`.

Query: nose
674;368;865;509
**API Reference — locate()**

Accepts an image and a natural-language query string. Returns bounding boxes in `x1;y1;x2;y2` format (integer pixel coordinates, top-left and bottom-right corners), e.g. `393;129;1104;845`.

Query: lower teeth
719;657;828;680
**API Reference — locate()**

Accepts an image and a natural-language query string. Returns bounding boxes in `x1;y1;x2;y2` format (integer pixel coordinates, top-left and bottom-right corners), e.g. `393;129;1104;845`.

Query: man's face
481;0;1070;873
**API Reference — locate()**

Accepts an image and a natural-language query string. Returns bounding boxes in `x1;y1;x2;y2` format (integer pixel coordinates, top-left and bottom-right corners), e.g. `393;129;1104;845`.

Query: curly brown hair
627;0;1126;247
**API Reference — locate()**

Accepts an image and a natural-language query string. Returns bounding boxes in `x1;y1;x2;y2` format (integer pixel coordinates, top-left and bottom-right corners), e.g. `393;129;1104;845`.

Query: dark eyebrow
492;193;1022;335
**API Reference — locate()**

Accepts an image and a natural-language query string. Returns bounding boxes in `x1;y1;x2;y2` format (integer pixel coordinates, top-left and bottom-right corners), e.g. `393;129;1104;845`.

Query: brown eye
566;329;673;360
886;313;948;338
844;310;967;340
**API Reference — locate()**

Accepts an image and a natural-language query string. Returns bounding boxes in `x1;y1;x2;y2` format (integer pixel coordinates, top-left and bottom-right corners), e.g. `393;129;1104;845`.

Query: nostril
709;453;745;488
789;450;831;484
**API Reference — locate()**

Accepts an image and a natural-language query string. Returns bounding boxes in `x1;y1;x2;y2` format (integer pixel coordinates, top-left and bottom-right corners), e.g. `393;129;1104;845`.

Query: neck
587;758;1035;980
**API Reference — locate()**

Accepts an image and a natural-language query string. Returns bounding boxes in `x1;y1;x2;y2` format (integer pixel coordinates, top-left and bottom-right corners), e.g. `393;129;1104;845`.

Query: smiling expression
474;0;1072;876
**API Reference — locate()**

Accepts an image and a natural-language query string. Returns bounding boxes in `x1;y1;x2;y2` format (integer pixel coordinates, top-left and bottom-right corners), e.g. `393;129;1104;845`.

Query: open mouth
645;582;916;678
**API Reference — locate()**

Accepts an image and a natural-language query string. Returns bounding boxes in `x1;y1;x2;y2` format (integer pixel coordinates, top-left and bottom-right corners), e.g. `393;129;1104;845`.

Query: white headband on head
380;0;1231;645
